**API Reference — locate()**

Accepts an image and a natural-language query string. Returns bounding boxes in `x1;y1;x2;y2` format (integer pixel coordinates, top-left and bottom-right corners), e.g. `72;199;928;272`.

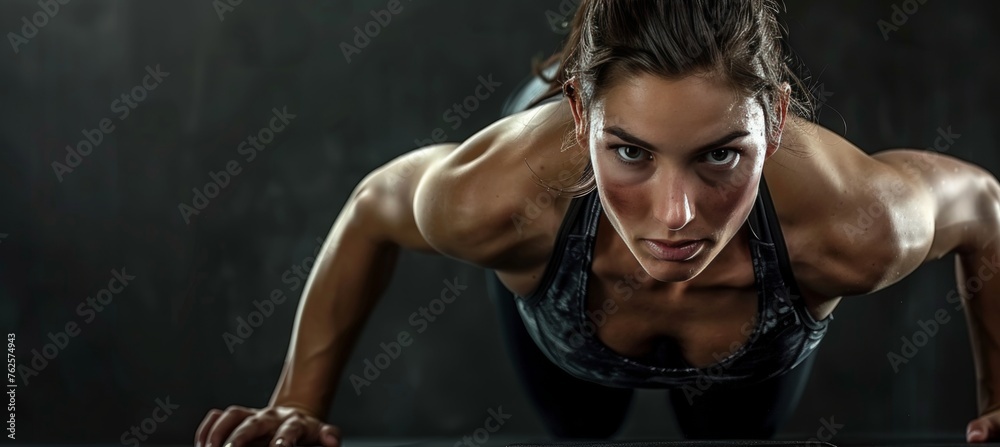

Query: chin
637;253;710;283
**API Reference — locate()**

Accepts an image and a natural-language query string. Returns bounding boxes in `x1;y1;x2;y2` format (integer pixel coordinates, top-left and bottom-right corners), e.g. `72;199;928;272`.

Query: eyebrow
603;126;751;154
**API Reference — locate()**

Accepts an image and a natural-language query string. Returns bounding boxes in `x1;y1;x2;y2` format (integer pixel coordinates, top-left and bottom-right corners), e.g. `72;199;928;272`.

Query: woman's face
569;72;784;283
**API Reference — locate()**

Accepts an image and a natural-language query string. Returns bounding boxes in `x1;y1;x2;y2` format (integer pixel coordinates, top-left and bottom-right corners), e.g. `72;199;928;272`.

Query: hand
195;405;341;447
966;406;1000;443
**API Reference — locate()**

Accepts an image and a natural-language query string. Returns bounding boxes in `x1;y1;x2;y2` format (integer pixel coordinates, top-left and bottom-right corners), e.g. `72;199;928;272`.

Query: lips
642;238;706;262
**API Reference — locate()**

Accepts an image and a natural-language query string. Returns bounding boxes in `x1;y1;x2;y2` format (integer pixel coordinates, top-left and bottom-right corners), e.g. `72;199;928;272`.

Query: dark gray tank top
511;178;831;388
501;83;832;388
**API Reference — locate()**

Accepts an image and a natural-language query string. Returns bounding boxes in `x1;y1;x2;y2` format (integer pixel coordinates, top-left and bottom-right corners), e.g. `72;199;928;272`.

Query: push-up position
196;0;1000;444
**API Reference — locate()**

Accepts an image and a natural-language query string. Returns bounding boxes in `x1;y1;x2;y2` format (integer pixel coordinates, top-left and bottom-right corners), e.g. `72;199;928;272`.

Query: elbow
983;171;1000;215
959;170;1000;253
977;173;1000;250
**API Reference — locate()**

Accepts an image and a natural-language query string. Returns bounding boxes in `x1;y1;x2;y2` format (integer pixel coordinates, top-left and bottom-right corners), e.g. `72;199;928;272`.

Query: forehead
594;73;761;140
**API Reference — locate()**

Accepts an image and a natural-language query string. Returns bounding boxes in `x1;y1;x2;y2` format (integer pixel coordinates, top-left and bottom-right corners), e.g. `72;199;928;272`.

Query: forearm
957;237;1000;415
268;202;402;417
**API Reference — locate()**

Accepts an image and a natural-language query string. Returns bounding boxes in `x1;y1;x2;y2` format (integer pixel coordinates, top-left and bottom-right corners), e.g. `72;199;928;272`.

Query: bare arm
197;143;461;447
868;149;1000;441
197;99;572;447
266;102;583;417
268;143;454;415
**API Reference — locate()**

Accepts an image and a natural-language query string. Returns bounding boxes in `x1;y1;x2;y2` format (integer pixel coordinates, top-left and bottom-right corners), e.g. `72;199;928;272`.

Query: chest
585;221;763;368
495;206;835;369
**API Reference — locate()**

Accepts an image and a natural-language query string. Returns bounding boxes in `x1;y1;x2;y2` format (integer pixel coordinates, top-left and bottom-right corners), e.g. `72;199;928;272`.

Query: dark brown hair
524;0;816;197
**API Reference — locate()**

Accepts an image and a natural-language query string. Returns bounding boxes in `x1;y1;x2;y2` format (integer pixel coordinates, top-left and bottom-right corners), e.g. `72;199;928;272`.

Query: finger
967;417;995;443
196;409;222;447
271;417;309;447
319;424;342;447
206;406;253;447
273;418;340;447
225;415;276;447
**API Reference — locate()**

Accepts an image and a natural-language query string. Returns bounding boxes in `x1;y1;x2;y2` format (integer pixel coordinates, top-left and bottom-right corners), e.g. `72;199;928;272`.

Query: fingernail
969;429;984;439
275;439;285;447
224;443;233;447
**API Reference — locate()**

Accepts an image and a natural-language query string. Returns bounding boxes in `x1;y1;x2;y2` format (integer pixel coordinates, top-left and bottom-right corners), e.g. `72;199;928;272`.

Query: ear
564;78;588;148
765;82;791;159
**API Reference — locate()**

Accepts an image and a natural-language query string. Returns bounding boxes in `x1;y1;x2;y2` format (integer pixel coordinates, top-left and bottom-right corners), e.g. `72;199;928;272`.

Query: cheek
698;172;759;227
598;178;648;226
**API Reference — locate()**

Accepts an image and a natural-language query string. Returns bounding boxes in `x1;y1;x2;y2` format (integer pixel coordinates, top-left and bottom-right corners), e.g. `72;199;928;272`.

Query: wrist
272;400;325;418
982;400;1000;416
269;391;328;419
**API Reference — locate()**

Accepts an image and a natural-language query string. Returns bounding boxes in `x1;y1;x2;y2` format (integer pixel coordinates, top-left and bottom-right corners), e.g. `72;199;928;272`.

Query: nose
655;186;695;232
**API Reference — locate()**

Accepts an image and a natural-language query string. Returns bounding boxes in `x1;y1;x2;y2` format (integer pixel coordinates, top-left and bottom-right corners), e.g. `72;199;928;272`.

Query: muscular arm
872;149;1000;417
269;143;457;416
269;103;571;415
201;99;583;447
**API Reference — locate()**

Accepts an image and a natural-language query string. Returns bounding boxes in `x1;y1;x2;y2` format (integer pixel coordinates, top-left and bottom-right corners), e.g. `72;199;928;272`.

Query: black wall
2;0;999;443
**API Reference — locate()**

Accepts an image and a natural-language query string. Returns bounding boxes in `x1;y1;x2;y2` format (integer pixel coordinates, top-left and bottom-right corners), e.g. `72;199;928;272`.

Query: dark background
1;0;999;443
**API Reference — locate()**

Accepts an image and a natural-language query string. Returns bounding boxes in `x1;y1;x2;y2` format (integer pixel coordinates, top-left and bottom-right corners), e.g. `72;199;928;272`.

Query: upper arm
349;143;461;253
352;99;580;271
410;104;580;270
811;148;999;296
351;120;535;260
872;149;1000;260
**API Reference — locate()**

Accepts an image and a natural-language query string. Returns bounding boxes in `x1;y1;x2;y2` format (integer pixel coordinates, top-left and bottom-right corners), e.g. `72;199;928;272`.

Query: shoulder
766;118;937;298
413;99;587;272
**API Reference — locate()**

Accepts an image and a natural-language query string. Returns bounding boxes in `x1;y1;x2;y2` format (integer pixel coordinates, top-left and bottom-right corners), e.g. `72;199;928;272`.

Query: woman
196;0;1000;444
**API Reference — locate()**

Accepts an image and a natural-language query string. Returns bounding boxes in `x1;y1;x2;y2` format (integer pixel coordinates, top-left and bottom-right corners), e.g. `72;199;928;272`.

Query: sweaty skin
420;73;922;366
198;72;1000;447
417;72;1000;422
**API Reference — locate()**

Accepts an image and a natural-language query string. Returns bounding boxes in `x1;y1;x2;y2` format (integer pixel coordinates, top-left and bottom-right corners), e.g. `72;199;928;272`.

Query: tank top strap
516;188;595;302
580;189;603;239
746;179;792;284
